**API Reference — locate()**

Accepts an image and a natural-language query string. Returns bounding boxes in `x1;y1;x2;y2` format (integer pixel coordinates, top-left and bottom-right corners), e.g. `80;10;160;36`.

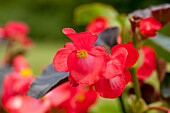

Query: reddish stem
146;106;169;112
4;41;13;65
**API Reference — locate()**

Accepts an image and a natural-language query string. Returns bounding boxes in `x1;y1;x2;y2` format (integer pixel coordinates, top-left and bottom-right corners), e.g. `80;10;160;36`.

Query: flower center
40;96;46;100
20;68;32;77
77;93;85;102
76;50;87;59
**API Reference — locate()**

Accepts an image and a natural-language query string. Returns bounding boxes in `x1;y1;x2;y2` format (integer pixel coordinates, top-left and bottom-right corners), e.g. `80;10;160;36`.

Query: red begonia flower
111;44;139;67
53;28;107;86
137;46;156;80
94;69;131;98
139;17;162;38
1;72;35;110
1;56;51;113
13;55;33;77
5;21;29;38
86;17;107;34
4;21;33;46
103;47;128;79
94;43;138;98
59;85;97;113
1;72;50;113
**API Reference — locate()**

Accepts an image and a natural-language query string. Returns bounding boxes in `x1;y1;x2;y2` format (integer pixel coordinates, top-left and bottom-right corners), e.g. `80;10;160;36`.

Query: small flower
139;17;162;38
94;44;139;98
13;55;33;77
137;46;156;80
53;28;107;86
4;21;33;46
56;83;97;113
1;56;50;113
86;17;107;34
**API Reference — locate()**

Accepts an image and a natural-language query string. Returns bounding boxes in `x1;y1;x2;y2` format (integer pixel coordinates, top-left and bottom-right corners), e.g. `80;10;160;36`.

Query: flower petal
13;55;30;72
139;17;162;37
137;46;156;80
94;75;126;99
62;28;98;50
53;48;71;72
103;47;128;79
64;42;76;50
8;95;51;113
45;82;72;107
86;17;107;34
69;75;79;87
62;28;76;34
122;69;131;84
111;44;139;67
88;46;106;56
68;51;106;86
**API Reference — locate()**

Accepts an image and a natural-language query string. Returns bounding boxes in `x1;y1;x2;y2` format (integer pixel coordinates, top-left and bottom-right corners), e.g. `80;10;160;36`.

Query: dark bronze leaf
27;63;68;99
129;3;170;27
160;73;170;98
0;65;13;104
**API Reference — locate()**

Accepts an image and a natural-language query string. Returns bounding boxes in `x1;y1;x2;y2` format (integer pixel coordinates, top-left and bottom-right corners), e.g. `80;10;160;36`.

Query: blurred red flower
86;17;107;34
2;21;33;46
137;46;156;80
139;17;162;38
1;56;51;113
54;83;97;113
53;28;107;86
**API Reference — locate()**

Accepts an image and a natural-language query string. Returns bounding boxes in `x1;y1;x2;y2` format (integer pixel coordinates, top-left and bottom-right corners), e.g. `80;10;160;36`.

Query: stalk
129;68;141;100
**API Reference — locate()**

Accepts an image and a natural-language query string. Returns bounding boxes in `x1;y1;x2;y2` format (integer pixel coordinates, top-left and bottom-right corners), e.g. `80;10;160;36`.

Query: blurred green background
0;0;170;113
0;0;169;42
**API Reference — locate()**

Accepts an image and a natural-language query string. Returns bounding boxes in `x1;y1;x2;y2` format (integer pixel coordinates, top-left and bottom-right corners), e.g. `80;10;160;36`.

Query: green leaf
116;14;131;43
160;73;170;98
143;33;170;62
128;95;147;113
74;3;118;26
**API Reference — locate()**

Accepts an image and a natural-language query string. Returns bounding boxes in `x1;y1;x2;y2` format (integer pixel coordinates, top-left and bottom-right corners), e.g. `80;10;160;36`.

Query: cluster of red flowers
53;28;139;99
53;15;162;99
0;21;32;46
87;17;157;81
1;56;97;113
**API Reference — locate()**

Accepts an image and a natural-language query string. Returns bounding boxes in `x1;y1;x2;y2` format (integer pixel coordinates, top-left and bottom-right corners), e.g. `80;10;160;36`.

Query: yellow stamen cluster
20;68;32;77
76;50;87;59
40;96;46;100
77;93;85;102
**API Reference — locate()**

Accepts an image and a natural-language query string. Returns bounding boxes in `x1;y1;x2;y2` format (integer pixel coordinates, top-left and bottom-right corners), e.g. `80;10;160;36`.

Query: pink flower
53;28;107;86
137;46;156;80
94;44;139;98
86;17;107;34
139;17;162;38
